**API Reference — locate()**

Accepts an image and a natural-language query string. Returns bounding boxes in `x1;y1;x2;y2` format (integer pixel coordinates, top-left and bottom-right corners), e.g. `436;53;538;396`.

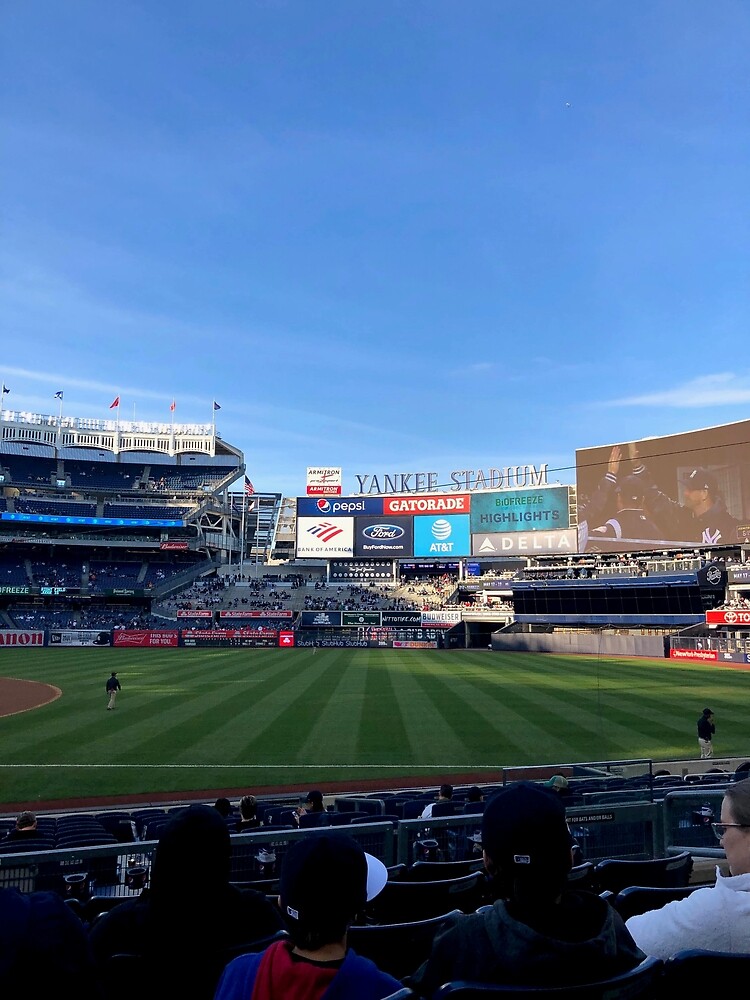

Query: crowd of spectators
9;777;750;997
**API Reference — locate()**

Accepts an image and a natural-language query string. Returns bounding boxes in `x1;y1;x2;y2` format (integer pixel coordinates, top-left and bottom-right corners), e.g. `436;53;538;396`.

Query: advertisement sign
670;648;719;661
219;610;294;619
421;610;462;627
297;496;383;517
298;611;342;628
160;541;189;550
295;636;369;648
472;528;577;556
728;567;750;585
354;516;413;558
342;612;381;627
706;610;750;626
382;611;423;626
384;494;471;515
296;517;354;558
177;610;213;618
279;631;295;647
0;585;31;595
470;487;570;533
1;512;183;527
0;630;44;647
413;514;471;557
393;640;439;649
49;630;111;647
113;631;179;647
576;419;750;552
182;629;278;647
306;467;342;496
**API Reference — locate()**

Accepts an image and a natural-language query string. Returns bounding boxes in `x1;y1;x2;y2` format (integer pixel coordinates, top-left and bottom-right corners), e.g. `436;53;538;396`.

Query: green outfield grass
0;646;748;808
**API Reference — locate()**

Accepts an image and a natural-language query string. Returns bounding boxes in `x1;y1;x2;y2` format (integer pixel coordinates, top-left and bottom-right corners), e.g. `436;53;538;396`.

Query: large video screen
576;420;750;553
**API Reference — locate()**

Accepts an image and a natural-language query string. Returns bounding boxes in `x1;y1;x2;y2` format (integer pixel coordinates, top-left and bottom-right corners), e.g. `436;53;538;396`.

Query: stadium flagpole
255;501;260;572
240;491;247;578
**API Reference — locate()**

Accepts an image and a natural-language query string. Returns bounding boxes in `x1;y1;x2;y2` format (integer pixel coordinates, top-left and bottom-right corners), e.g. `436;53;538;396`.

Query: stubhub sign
296;496;384;517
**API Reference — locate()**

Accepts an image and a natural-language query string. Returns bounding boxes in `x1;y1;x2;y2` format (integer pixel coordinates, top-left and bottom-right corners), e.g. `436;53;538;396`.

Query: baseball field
0;646;747;809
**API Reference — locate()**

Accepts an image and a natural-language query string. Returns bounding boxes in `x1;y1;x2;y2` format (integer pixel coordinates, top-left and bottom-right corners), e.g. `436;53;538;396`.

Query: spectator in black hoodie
408;782;644;996
89;804;284;1000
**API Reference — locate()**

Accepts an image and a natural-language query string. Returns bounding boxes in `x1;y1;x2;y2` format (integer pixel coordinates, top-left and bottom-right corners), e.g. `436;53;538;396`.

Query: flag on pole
170;400;176;412
244;477;255;496
212;401;221;410
1;385;9;394
54;390;64;400
109;396;120;409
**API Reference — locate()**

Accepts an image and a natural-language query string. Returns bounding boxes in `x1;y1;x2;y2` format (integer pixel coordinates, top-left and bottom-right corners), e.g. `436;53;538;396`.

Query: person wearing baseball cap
214;832;401;1000
589;475;663;544
408;782;644;995
697;708;716;759
296;788;329;828
632;451;741;547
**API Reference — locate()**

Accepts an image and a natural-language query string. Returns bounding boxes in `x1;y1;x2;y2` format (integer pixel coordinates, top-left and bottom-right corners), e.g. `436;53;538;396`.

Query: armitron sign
0;630;44;646
706;610;750;626
306;467;342;496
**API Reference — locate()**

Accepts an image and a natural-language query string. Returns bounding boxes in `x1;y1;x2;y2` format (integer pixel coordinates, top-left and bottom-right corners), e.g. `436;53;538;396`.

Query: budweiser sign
706;610;750;626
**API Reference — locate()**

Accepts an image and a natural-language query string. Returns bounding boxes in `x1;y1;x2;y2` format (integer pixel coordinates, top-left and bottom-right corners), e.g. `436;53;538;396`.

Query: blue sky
1;1;748;497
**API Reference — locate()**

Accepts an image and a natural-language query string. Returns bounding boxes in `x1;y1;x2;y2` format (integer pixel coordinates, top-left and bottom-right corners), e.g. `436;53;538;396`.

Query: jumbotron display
576;419;750;553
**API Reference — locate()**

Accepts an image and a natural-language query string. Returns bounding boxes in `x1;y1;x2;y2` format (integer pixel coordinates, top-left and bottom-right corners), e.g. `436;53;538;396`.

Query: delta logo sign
296;516;354;558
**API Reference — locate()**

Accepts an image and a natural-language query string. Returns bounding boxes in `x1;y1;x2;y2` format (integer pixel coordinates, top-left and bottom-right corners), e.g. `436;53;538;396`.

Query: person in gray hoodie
408;781;644;996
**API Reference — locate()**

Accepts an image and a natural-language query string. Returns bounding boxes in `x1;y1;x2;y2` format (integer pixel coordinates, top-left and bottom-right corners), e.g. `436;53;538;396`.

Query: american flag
244;477;255;496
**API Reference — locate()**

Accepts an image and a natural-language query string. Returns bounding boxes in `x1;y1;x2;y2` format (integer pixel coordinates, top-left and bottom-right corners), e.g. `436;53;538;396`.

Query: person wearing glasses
626;780;750;957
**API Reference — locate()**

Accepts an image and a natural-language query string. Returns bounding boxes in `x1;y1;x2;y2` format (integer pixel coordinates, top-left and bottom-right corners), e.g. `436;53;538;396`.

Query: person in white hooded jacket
626;779;750;957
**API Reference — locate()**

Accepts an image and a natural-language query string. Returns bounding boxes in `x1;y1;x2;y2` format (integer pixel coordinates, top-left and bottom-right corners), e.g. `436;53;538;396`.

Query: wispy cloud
606;373;750;408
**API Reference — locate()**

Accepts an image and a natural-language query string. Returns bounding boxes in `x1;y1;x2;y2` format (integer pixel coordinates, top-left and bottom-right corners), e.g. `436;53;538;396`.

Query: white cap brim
364;852;388;901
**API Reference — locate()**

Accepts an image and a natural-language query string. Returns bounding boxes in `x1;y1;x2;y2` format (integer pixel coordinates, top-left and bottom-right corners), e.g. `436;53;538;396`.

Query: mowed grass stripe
412;653;575;764
232;652;360;763
141;652;327;764
359;652;468;765
297;652;371;764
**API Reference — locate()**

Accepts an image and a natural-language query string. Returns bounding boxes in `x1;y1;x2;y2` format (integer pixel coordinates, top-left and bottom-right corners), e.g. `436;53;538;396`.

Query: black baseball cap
305;789;324;807
617;475;644;504
681;468;717;493
279;833;387;926
481;781;572;886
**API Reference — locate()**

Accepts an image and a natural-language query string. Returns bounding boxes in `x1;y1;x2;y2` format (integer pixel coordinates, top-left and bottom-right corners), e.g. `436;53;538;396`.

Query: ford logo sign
363;524;405;540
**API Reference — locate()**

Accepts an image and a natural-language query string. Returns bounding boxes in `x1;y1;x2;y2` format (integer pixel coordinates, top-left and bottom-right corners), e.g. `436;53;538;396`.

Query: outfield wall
490;629;667;658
